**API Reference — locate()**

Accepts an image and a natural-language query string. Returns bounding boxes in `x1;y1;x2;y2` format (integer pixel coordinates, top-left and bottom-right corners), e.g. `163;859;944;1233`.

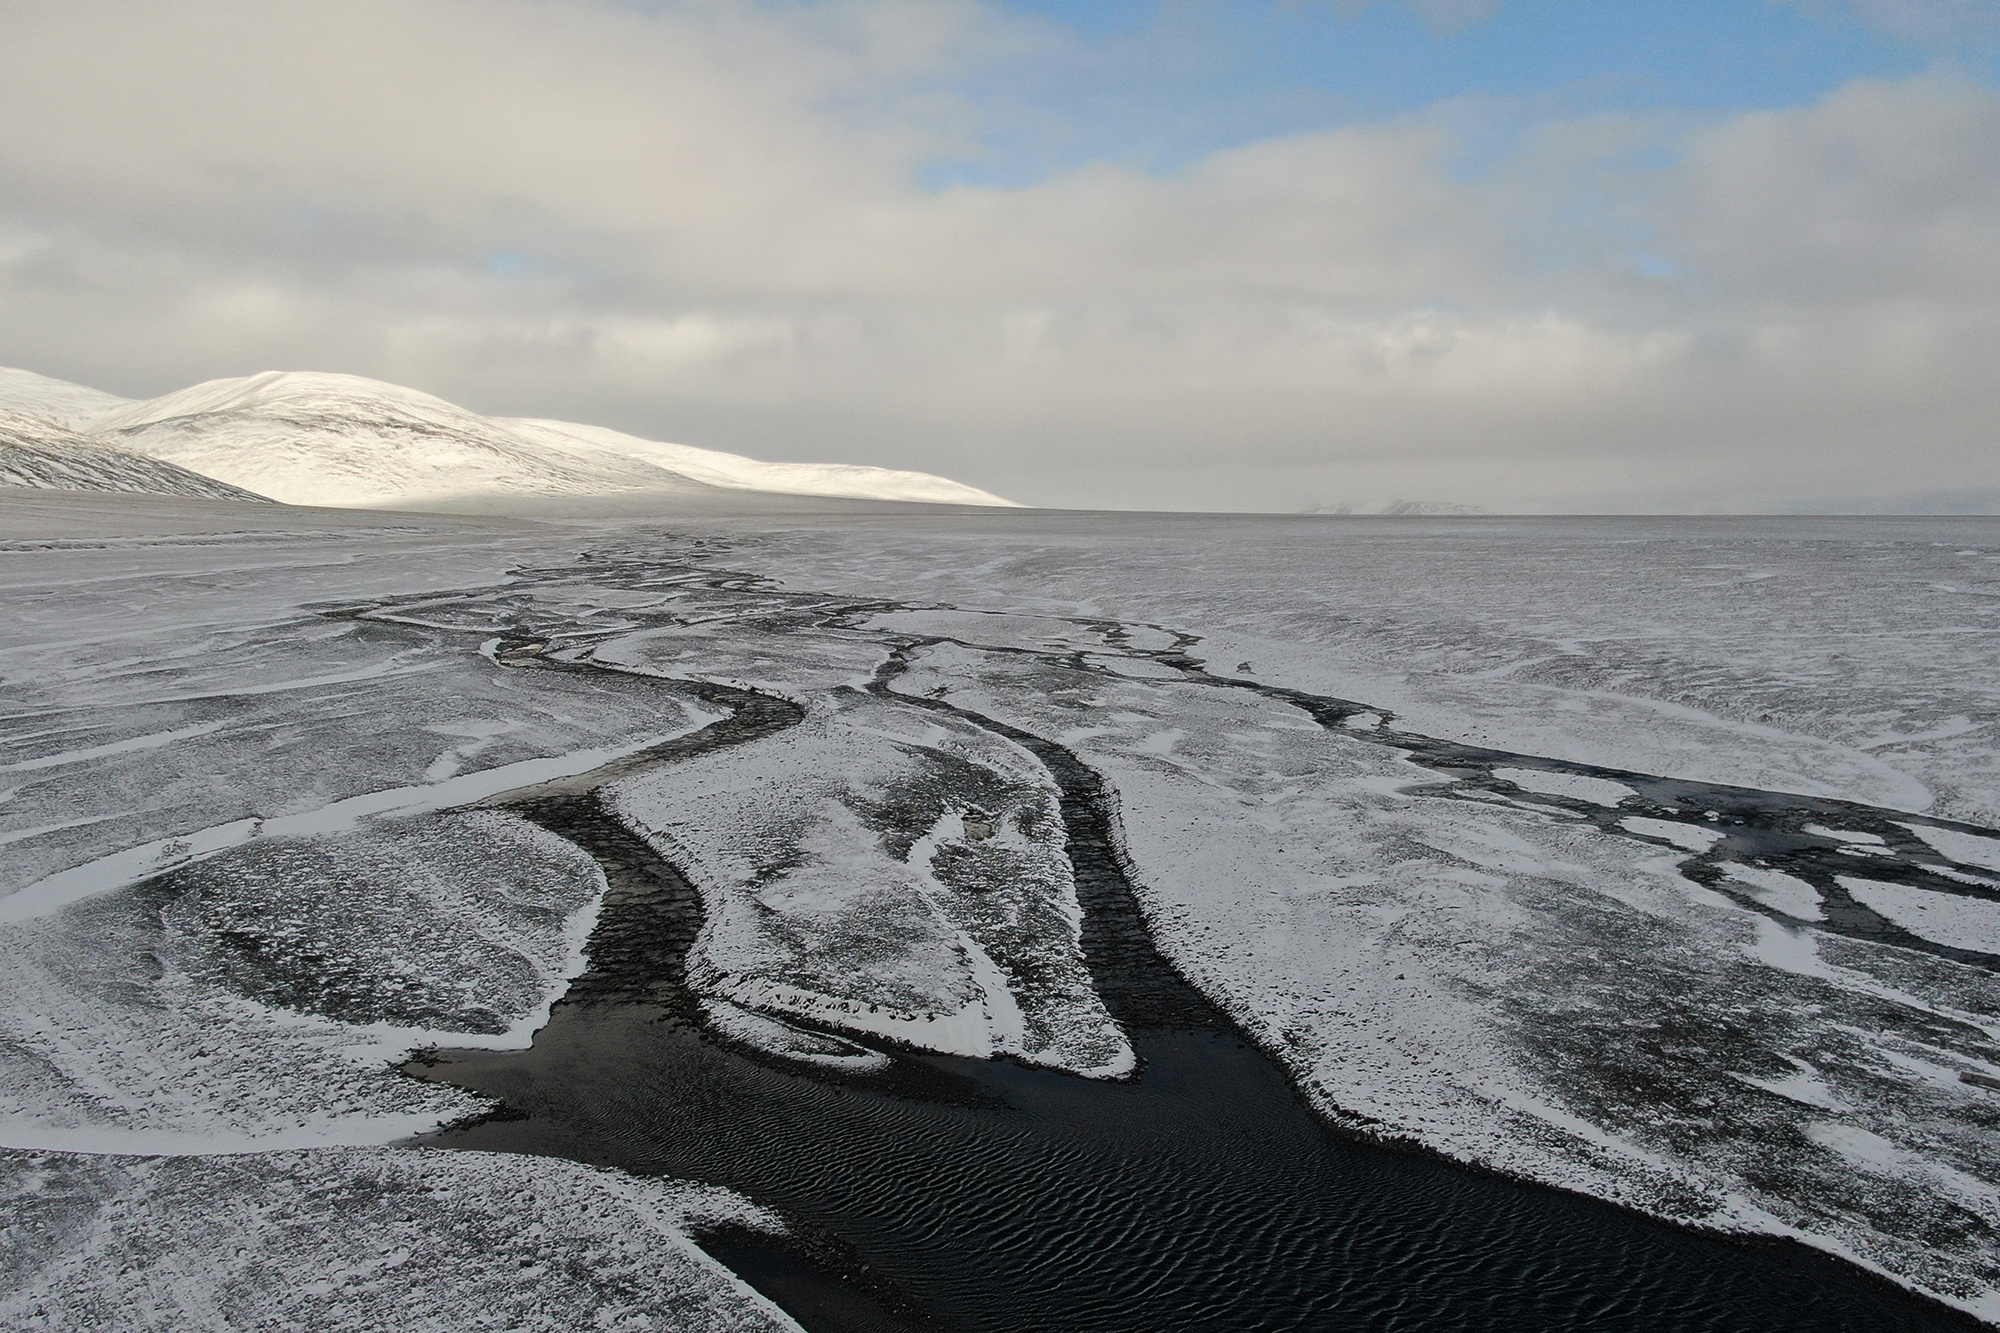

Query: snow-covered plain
2;493;1996;1327
0;494;802;1331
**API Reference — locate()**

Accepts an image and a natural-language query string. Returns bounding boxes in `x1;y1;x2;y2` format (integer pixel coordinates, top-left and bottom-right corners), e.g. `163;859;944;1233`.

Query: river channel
393;612;1984;1333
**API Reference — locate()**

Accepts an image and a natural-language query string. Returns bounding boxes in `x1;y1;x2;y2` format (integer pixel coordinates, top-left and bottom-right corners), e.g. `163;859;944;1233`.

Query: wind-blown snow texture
1;495;1996;1326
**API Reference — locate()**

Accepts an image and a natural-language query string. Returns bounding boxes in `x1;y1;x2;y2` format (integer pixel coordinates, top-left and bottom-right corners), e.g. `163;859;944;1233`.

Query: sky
0;0;1996;513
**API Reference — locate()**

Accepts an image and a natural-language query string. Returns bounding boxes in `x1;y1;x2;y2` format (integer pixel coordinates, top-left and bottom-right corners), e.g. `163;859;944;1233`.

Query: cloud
0;0;1994;512
1649;77;2000;307
1790;0;2000;46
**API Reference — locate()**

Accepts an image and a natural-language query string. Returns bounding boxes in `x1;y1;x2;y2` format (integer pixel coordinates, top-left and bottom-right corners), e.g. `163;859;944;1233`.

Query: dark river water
402;657;1981;1333
419;1004;1981;1333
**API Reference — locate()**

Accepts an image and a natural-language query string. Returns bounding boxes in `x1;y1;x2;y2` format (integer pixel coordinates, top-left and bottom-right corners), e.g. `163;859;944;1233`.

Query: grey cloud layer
0;0;1994;511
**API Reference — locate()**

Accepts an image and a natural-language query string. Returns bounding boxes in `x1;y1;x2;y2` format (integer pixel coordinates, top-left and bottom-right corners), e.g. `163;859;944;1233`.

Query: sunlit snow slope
0;367;135;430
0;409;267;502
60;369;1017;510
507;416;1019;509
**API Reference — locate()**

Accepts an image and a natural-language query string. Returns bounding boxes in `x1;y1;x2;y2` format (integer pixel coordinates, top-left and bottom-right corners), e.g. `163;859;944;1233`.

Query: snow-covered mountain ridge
0;367;1019;510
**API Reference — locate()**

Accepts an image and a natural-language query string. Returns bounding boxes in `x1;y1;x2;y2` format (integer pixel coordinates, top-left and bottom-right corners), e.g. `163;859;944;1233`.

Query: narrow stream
393;616;1984;1332
1169;655;2000;973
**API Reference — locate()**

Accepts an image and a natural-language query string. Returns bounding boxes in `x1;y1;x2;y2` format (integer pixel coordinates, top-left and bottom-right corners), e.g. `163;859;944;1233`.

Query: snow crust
0;536;719;1138
770;513;1997;825
0;506;799;1330
718;512;2000;1321
1907;824;2000;874
1619;814;1727;851
1724;865;1827;921
1492;767;1635;807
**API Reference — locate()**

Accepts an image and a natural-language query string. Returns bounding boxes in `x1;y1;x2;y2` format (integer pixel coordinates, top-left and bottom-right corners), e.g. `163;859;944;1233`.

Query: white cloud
0;0;1994;512
1791;0;2000;45
1651;77;2000;306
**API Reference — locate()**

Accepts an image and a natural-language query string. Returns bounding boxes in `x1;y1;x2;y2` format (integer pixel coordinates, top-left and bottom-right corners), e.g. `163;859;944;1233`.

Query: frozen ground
1;492;1996;1325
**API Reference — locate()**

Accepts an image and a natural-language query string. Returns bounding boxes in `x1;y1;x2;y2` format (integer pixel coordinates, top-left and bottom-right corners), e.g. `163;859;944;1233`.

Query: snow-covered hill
506;417;1017;509
84;373;687;509
0;409;268;501
20;369;1019;511
0;367;136;430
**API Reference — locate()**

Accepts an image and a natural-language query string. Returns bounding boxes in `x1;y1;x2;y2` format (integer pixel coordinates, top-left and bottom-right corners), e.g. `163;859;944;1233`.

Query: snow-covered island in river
0;364;1995;1332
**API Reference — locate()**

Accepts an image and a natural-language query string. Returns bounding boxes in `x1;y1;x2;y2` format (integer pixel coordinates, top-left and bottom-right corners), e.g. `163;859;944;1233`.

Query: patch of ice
1805;824;1886;845
0;811;136;850
1744;918;1833;978
0;713;719;924
1494;767;1635;808
0;721;228;773
1618;816;1725;852
1840;878;2000;954
1903;823;2000;874
1724;865;1826;921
